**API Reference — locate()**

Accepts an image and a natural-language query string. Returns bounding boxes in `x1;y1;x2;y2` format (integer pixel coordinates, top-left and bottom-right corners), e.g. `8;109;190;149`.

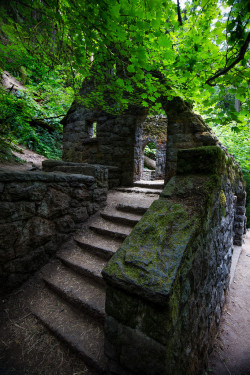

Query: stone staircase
31;182;164;374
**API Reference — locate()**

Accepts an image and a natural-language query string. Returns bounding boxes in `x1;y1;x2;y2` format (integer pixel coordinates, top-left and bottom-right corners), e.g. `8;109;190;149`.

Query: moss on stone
103;198;200;304
219;190;226;206
177;146;226;175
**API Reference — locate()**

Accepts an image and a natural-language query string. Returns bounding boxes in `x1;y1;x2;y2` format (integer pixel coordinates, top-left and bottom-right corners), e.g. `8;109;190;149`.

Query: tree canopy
1;0;249;121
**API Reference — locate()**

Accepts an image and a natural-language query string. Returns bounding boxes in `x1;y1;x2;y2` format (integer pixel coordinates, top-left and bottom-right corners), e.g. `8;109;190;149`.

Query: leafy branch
205;32;250;86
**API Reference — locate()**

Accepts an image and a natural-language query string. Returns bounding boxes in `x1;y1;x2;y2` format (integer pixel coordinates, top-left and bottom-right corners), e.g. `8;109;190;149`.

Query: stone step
115;186;162;195
100;210;142;226
116;203;149;215
32;288;106;374
41;261;106;323
57;243;107;285
74;230;122;260
133;180;164;189
89;218;132;240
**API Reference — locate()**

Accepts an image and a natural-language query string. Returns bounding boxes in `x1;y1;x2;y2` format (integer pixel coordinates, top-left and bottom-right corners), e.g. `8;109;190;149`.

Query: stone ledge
0;170;95;184
103;197;200;305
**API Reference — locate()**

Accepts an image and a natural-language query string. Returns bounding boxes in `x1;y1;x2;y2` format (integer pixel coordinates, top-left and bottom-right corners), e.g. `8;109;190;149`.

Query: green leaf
127;64;136;73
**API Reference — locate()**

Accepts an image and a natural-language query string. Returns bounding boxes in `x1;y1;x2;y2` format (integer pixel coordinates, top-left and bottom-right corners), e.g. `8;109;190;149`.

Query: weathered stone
55;215;75;233
38;188;70;218
15;217;54;257
0;168;107;294
3;182;47;201
0;201;36;223
0;222;22;261
103;145;245;375
71;207;89;223
0;182;4;193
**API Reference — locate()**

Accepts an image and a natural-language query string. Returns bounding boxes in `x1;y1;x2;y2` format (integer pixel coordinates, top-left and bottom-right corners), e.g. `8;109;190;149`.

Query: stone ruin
0;83;247;374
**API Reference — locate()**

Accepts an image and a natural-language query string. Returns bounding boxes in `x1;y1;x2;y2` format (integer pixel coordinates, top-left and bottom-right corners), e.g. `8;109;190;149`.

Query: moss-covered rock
103;197;200;304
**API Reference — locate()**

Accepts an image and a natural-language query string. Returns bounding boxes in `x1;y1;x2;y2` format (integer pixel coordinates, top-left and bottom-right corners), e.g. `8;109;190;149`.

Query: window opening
88;122;97;138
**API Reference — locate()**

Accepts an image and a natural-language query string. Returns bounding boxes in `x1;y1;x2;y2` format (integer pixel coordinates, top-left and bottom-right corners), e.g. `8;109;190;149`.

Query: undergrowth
0;36;78;160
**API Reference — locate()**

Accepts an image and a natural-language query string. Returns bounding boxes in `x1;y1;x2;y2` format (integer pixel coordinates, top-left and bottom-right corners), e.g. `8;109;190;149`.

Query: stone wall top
0;170;95;184
177;146;242;178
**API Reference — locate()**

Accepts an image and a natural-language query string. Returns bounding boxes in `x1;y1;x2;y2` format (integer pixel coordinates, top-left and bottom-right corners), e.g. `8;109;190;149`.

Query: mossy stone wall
102;146;246;375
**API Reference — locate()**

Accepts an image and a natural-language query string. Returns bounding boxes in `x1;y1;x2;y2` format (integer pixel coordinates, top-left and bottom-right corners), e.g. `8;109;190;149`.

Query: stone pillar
162;97;218;183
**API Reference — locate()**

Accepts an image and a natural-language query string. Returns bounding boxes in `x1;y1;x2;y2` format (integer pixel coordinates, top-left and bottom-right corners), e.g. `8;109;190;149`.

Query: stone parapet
102;146;246;375
0;170;107;294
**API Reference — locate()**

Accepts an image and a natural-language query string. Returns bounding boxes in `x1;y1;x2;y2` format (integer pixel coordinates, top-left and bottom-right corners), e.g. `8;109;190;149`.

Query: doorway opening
134;115;167;182
142;141;157;181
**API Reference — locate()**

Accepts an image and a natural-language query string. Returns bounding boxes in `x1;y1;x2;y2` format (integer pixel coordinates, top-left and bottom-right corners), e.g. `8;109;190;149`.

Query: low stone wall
142;169;155;181
0;169;108;295
102;146;246;375
42;159;120;188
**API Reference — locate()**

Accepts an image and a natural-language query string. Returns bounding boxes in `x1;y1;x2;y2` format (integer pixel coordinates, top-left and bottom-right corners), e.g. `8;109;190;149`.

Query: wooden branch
35;114;65;120
177;0;183;26
205;32;250;86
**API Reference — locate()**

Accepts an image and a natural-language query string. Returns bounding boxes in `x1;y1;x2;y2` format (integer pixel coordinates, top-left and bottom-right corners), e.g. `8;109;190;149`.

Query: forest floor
0;148;249;375
0;146;47;172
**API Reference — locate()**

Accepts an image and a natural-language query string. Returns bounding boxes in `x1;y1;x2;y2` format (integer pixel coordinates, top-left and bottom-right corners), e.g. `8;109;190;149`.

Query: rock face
102;146;246;375
0;169;108;294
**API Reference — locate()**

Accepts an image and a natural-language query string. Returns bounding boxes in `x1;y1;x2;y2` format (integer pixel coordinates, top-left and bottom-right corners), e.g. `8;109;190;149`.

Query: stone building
0;76;247;375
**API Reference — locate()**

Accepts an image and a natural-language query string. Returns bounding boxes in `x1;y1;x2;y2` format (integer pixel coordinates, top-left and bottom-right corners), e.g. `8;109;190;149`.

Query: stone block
56;215;75;233
93;188;108;203
194;132;218;146
3;182;47;201
0;182;4;194
0;201;36;223
0;222;22;262
177;146;225;175
38;188;70;218
71;207;89;223
15;217;54;257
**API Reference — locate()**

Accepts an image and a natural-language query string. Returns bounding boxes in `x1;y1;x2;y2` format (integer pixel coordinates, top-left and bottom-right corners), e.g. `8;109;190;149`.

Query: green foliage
0;0;249;181
0;0;249;116
211;123;249;173
144;142;157;160
211;123;250;227
0;76;71;159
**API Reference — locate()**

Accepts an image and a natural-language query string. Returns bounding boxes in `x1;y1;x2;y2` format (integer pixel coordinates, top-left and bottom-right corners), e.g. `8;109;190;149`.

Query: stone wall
42;159;119;189
0;169;108;295
102;146;246;375
162;97;219;183
62;105;147;186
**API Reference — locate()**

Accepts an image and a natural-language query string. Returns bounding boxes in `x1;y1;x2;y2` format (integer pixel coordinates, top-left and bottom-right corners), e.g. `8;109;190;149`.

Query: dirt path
208;230;250;375
0;146;47;172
